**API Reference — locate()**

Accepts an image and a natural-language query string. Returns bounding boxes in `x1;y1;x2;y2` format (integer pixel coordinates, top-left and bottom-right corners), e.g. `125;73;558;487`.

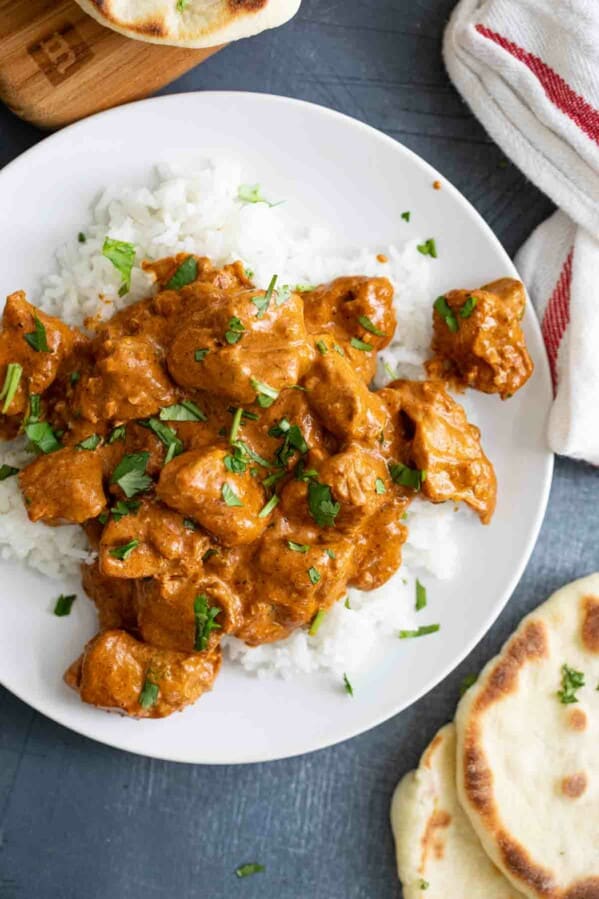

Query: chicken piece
81;561;138;631
428;278;533;399
303;352;388;445
235;519;355;645
74;336;176;423
143;254;252;292
64;629;221;719
348;496;410;591
19;447;106;525
302;276;396;381
99;499;210;579
382;380;497;523
0;291;83;417
156;447;268;546
318;445;389;533
166;282;312;403
135;573;242;652
239;387;335;468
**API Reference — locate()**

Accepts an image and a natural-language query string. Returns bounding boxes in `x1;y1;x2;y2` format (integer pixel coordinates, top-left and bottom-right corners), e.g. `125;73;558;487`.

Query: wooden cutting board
0;0;222;130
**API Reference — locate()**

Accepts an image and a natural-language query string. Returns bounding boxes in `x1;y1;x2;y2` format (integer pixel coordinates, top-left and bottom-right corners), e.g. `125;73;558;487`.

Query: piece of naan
75;0;301;47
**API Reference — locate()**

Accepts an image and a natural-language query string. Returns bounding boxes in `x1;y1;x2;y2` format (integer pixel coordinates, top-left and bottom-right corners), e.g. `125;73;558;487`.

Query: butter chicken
0;256;532;718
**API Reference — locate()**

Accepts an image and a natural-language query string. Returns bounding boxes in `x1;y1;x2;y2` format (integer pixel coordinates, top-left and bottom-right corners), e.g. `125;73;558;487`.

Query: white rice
0;159;465;680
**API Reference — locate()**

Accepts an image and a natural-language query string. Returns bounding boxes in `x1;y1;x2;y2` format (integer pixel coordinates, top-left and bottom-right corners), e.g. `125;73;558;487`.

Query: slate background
0;2;595;897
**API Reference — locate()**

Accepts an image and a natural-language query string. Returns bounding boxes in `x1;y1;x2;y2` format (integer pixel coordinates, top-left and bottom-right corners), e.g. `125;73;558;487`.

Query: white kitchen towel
444;0;599;464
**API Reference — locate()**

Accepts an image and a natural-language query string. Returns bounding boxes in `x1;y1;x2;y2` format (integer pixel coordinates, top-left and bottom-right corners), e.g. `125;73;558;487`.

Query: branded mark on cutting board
28;24;93;86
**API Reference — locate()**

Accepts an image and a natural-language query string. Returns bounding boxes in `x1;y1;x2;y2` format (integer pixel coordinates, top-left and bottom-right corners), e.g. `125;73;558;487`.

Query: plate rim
0;90;554;764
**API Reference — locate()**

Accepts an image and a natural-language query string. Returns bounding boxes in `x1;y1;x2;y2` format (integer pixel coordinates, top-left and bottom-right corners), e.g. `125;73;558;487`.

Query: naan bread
74;0;301;48
456;574;599;899
391;723;523;898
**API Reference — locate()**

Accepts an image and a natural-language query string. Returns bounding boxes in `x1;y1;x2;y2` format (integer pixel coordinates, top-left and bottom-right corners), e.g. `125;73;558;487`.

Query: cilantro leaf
557;663;585;704
417;238;437;258
24;316;49;353
165;256;197;290
307;481;340;527
434;296;458;333
194;593;221;651
0;363;23;413
221;482;243;507
25;421;61;455
388;462;426;491
110;452;152;498
109;539;139;561
76;434;101;451
53;594;76;616
225;317;245;345
159;401;206;422
102;238;136;296
0;464;19;481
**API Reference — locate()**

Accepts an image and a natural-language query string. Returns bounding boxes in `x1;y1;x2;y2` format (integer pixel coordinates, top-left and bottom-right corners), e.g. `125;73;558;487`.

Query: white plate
0;92;553;764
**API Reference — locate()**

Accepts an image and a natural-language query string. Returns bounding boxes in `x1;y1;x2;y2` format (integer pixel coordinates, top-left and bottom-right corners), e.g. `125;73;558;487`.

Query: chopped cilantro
235;863;265;879
288;541;310;553
165;256;197;290
102;237;136;296
375;477;386;495
459;673;478;696
557;664;585;704
145;418;182;464
225;317;245;345
251;274;278;319
221;482;243;507
110;499;140;522
237;183;276;206
307;566;321;585
110;452;152;498
138;677;159;709
258;494;279;518
343;673;354;696
250;377;279;408
25;421;61;455
0;464;19;481
358;315;386;337
194;348;209;362
434;296;458;333
159;401;206;422
307;481;340;527
309;609;326;635
76;433;101;451
401;211;411;222
24;316;49;353
109;539;139;561
415;579;427;611
0;363;23;413
193;594;221;651
108;425;126;443
399;624;440;639
350;336;373;352
388;461;426;491
53;594;76;616
417;238;437;258
460;295;478;318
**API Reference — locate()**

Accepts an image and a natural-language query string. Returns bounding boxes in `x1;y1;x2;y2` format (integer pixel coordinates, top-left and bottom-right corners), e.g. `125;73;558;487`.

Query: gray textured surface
0;2;591;898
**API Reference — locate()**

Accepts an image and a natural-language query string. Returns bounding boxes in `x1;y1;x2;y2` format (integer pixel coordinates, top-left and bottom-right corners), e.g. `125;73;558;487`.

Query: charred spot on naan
563;879;599;899
567;707;588;731
580;595;599;653
228;0;269;11
560;772;587;799
496;835;556;897
472;620;549;713
92;1;168;36
420;809;451;869
421;730;444;769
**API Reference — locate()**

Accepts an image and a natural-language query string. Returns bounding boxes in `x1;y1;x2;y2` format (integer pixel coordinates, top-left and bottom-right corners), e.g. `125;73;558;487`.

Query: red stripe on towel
541;249;573;393
475;24;599;145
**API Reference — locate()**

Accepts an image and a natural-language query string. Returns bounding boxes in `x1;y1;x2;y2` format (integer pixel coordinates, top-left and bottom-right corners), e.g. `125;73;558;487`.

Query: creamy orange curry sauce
0;254;532;718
